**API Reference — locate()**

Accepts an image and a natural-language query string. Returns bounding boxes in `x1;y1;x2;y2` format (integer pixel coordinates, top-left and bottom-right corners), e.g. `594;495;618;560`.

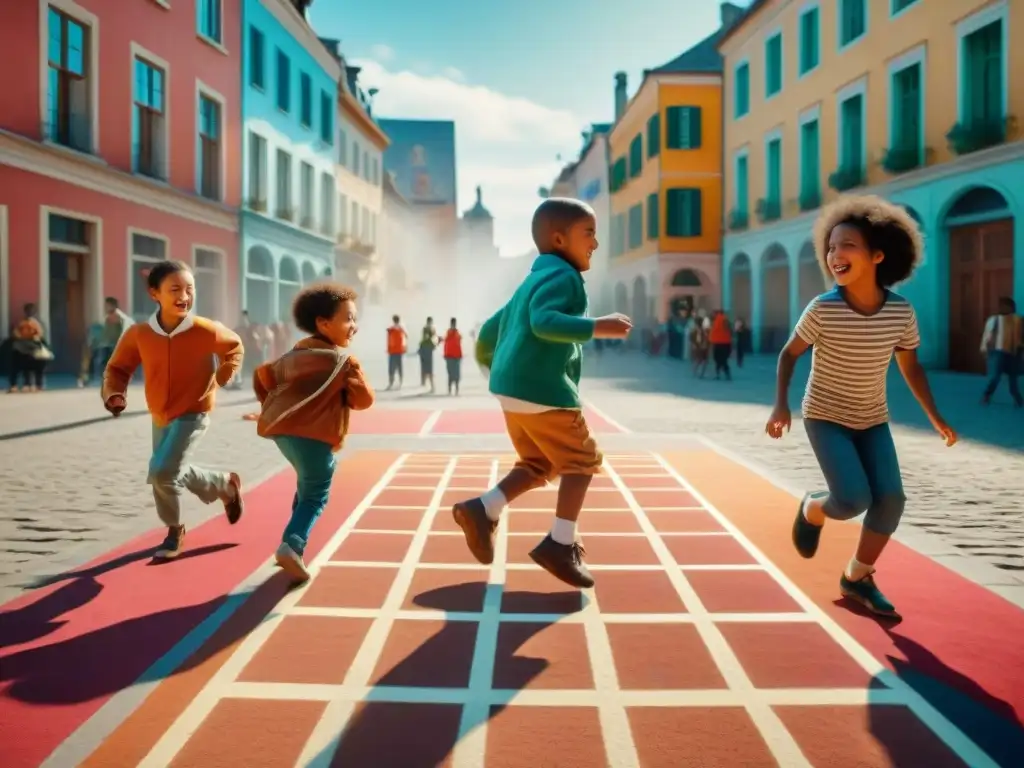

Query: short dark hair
146;260;192;291
392;314;400;323
292;281;358;334
999;296;1017;312
531;197;595;252
105;296;119;307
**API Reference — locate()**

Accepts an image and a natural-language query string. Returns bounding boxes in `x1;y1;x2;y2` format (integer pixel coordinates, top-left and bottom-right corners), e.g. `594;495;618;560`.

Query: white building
574;124;612;314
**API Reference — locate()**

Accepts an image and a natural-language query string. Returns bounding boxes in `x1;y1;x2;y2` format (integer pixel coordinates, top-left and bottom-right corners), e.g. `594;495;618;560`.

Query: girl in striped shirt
765;195;957;618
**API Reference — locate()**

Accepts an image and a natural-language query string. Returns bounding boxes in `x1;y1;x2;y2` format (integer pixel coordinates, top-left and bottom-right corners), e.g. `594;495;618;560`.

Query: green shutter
687;108;702;148
647;192;659;239
841;0;866;46
964;21;1002;125
766;34;782;96
666;107;681;149
841;95;863;169
666;189;702;237
629;134;643;176
893;64;921;152
687;191;702;236
734;63;750;117
628;204;643;248
800;120;820;198
800;9;819;74
736;156;748;213
767;139;781;201
647;114;660;157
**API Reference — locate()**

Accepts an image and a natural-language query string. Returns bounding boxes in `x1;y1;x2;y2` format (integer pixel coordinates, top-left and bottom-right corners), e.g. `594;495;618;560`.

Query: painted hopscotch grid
135;453;999;768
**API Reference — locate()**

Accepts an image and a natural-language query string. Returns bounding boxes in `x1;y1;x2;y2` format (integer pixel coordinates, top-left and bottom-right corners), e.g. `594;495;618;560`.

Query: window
371;157;379;184
46;6;91;151
249;27;264;89
839;0;866;48
198;94;221;199
338;193;348;235
666;106;702;149
130;233;167;321
840;93;865;172
646;193;659;239
891;62;922;157
363;149;370;180
629;134;643;177
338;129;348;165
320;172;334;236
735;154;749;213
646;114;660;158
666;189;702;237
132;57;166;179
276;149;292;219
962;19;1004;127
765;33;782;97
766;137;782;202
197;0;222;44
299;162;314;227
320;91;333;144
299;73;312;127
892;0;919;15
193;248;222;319
350;200;359;238
49;214;88;245
628;204;643;249
248;132;267;208
609;157;627;192
799;118;821;206
799;7;820;75
734;62;750;118
276;50;290;112
352;140;360;175
613;213;626;257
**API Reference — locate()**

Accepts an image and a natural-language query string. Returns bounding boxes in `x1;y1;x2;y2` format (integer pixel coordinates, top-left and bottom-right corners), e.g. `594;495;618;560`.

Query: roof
463;186;492;220
716;0;770;49
646;28;725;75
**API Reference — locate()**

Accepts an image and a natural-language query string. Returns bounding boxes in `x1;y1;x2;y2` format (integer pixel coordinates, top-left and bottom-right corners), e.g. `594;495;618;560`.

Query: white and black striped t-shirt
795;288;920;430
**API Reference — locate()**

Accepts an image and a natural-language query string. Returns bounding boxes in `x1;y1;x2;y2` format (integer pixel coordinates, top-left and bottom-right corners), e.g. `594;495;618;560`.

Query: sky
308;0;746;256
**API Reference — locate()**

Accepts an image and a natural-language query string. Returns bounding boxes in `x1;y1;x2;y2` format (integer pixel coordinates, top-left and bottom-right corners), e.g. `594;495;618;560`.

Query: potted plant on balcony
827;166;863;192
755;197;781;224
727;208;749;231
946;116;1016;156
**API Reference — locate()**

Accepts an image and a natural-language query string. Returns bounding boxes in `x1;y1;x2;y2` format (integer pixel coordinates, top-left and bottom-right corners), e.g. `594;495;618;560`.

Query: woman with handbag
8;303;52;392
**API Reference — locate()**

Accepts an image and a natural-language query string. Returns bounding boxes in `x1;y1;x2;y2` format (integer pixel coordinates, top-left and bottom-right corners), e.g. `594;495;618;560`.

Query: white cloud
440;66;465;83
368;43;394;62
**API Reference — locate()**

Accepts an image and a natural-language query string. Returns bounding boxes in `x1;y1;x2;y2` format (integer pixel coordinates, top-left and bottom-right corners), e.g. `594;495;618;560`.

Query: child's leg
272;436;336;579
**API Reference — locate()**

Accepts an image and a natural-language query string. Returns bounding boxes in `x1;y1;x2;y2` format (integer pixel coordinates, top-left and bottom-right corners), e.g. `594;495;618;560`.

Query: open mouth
832;264;850;276
174;301;190;312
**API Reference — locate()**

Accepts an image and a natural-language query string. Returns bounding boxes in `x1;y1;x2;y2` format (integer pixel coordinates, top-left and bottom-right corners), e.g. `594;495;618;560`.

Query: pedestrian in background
444;317;463;395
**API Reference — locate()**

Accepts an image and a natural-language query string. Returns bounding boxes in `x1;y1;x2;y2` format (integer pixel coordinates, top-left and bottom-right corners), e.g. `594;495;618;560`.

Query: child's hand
105;394;126;417
594;313;633;339
931;417;957;447
765;405;791;439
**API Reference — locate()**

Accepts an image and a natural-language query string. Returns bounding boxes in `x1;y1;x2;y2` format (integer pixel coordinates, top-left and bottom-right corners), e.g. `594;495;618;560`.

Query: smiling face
316;299;358;348
826;222;883;287
554;214;598;272
149;269;195;321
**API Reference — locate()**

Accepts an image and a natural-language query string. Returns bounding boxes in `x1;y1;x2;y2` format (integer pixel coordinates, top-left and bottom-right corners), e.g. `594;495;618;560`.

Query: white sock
480;487;506;521
845;558;873;581
550;517;577;545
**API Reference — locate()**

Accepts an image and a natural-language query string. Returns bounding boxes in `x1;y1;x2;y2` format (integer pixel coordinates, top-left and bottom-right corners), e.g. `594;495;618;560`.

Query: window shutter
647;193;658;239
666;107;681;149
647;115;660;157
689;108;702;148
688;191;702;236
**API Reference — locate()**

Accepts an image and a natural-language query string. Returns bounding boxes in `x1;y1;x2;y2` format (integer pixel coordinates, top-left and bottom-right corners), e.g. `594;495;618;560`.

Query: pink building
0;0;242;374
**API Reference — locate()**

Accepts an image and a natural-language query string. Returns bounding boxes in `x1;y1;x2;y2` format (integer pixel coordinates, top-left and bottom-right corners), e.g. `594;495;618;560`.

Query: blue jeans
273;435;337;554
983;350;1022;403
149;413;228;527
803;419;905;536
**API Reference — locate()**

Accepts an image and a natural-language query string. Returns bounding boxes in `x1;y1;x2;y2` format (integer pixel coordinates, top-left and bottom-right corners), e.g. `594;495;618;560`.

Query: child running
452;198;632;588
765;195;957;618
253;282;374;582
102;260;245;559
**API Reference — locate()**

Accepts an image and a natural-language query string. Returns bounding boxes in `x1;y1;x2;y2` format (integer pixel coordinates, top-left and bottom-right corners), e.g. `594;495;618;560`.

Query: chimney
720;2;744;30
614;72;627;121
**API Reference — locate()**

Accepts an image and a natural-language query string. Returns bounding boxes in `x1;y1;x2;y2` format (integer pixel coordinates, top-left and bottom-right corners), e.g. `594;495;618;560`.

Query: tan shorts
503;409;603;480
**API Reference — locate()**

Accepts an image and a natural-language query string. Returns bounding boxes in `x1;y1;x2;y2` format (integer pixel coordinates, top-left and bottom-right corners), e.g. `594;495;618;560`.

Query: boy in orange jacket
102;260;245;559
254;282;374;582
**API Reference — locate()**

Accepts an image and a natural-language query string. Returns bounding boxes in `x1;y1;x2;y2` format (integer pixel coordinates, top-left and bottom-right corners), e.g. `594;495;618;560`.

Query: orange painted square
330;703;462;767
420;533;481;565
298;566;396;609
449;473;490;485
582;489;630;509
664;535;757;565
330;532;413;563
584;474;617;489
238;616;371;684
607;623;727;690
356;507;425;531
492;623;593;690
431;508;463;532
170;698;325;768
440;489;482;509
370;619;477;688
580;512;642;533
579;535;659;565
501;569;585;614
628;706;775;767
647;509;724;533
389;473;442;488
486;706;608;767
720;623;876;689
506;533;546;564
593;570;687;613
617;474;677;488
403;569;488;612
506;511;551;533
375;488;436;507
631;489;700;508
687;569;802;613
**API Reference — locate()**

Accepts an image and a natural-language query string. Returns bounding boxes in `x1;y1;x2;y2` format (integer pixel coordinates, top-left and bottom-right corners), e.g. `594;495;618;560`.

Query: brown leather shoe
224;473;244;525
452;498;497;565
529;535;594;588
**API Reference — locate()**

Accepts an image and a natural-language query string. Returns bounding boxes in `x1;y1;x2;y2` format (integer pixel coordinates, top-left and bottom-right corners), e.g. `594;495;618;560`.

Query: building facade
0;0;242;372
574;124;613;314
719;0;1022;369
239;0;339;325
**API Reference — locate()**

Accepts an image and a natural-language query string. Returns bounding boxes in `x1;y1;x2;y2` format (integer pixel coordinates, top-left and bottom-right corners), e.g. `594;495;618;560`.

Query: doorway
48;250;87;374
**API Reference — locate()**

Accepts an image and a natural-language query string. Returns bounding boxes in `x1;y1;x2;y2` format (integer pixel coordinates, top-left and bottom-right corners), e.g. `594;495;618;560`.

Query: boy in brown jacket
253;282;374;582
102;260;245;559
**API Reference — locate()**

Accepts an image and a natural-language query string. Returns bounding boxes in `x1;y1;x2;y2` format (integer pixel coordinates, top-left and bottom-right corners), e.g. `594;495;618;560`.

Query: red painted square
389;473;442;488
687;569;803;613
647;509;724;533
720;623;875;689
628;706;775;767
774;705;968;768
582;490;630;510
584;474;617;489
492;623;593;689
375;488;436;507
403;569;488;612
431;409;504;434
506;533;546;564
617;474;677;488
371;619;477;688
239;616;371;684
441;489;483;509
431;508;463;532
579;535;659;565
486;706;608;767
607;624;727;689
420;534;481;565
508;490;558;510
330;703;462;767
449;474;490;488
330;532;413;563
506;511;551;533
631;489;700;508
298;567;397;609
580;512;642;533
593;570;687;613
356;507;426;531
501;569;585;614
348;409;432;434
171;698;325;768
664;535;757;565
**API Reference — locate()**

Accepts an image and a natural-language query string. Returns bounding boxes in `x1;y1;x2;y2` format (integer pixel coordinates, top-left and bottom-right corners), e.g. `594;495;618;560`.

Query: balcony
276;207;295;222
827;166;863;192
320;221;335;237
42;113;93;154
755;198;781;224
300;215;315;229
247;197;268;213
798;189;821;212
880;145;932;174
946;116;1016;157
727;208;749;231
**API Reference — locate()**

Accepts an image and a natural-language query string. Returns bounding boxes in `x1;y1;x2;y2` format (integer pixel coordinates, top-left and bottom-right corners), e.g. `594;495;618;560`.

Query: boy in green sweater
452;198;632;588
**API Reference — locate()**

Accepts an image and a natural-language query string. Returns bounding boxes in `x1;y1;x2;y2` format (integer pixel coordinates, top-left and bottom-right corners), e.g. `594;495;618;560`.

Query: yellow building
607;3;744;326
719;0;1023;370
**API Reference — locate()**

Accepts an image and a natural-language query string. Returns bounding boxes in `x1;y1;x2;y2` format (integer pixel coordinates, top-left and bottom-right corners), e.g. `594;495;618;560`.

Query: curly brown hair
812;195;924;287
292;281;358;334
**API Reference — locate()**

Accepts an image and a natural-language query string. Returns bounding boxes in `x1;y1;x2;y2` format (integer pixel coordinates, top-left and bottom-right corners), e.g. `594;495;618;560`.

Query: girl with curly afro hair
764;195;957;619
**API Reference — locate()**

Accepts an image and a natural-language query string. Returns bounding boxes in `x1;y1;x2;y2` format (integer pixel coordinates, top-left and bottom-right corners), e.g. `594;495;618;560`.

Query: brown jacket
253;337;374;451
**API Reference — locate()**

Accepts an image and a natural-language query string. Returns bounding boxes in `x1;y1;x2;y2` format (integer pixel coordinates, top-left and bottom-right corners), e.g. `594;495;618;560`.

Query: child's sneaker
224;473;244;524
452;498;497;565
155;525;186;559
275;541;310;583
792;493;823;559
840;573;899;618
529;535;594;589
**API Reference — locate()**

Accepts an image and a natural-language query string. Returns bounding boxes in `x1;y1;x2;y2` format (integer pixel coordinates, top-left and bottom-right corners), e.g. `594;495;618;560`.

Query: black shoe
529;535;594;588
224;473;244;525
792;494;823;559
452;498;497;565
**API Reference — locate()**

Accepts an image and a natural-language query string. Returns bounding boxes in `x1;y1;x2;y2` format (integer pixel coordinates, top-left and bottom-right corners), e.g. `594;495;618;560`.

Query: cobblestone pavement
0;348;1021;604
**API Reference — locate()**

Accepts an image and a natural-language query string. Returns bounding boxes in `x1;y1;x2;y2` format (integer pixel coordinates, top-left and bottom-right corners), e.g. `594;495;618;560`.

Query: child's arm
893;311;956;445
253;363;275;404
212;324;244;387
765;301;816;438
475;306;505;369
101;325;142;411
528;273;596;343
343;357;375;411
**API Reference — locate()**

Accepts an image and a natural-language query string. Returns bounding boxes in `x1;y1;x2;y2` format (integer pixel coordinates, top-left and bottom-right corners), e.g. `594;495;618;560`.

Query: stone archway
667;268;706;317
797;240;825;311
614;282;629;314
301;261;318;285
278;257;301;322
245;246;274;324
944;186;1014;373
728;253;752;325
760;244;791;353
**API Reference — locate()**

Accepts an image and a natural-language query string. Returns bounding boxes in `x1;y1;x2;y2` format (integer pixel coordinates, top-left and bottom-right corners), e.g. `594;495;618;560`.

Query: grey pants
148;413;228;527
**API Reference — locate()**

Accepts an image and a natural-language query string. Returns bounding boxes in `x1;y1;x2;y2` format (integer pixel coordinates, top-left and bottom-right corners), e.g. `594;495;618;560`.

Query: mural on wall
378;119;457;206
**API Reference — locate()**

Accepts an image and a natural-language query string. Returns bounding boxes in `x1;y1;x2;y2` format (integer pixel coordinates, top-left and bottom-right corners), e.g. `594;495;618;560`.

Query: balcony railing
755;197;781;224
727;208;749;231
946;116;1016;156
827;166;863;192
42;113;93;154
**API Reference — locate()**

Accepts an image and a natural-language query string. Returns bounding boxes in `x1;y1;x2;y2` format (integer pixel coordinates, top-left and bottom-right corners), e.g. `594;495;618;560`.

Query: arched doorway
278;257;301;322
614;282;629;314
797;240;825;311
668;268;703;317
729;253;752;326
760;244;791;353
245;246;274;324
945;186;1015;373
631;276;648;328
301;261;318;285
